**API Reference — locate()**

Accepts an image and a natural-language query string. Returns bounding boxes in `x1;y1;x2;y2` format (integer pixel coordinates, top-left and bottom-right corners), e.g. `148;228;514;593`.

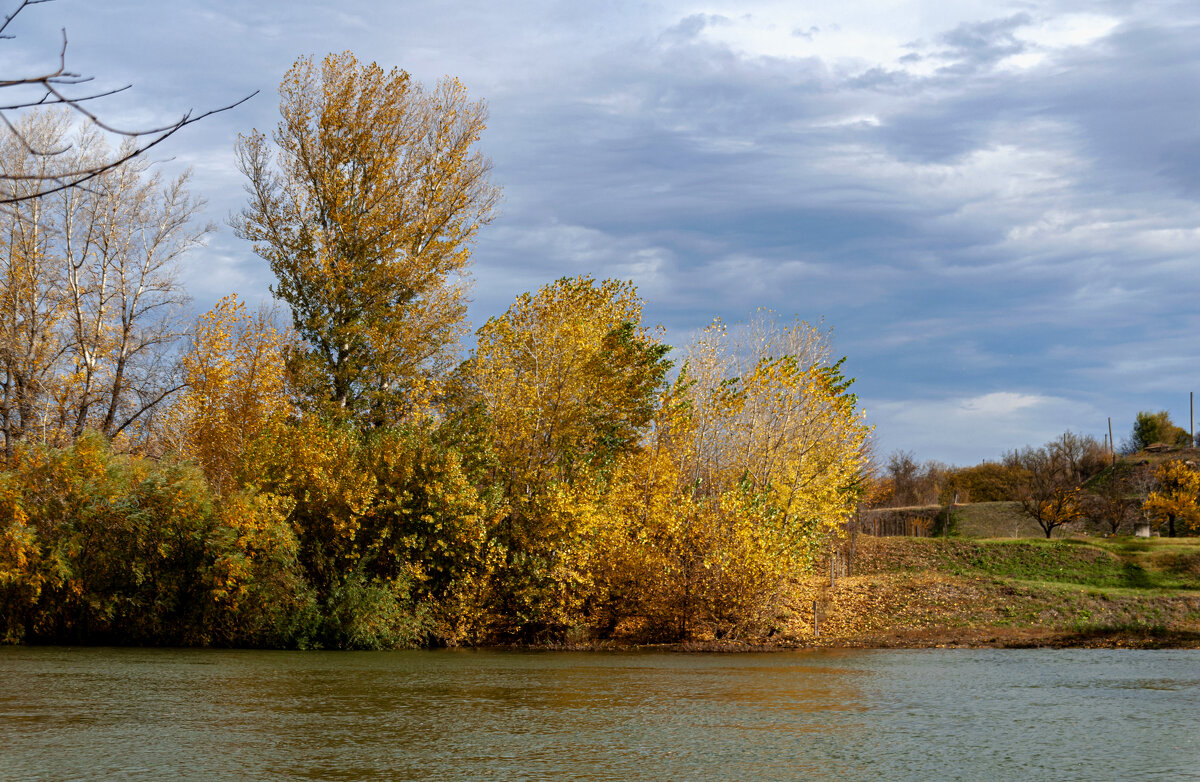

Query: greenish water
1;647;1197;781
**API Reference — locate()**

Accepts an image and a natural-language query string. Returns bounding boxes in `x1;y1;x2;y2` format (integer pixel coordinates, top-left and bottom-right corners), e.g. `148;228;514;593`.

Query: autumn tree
233;52;499;426
1143;460;1200;537
466;276;670;639
600;315;870;640
942;461;1027;503
60;140;205;445
878;451;947;507
0;432;217;644
0;112;65;457
0;111;206;458
243;416;492;646
1012;431;1105;538
683;316;869;533
170;294;291;494
1127;410;1191;453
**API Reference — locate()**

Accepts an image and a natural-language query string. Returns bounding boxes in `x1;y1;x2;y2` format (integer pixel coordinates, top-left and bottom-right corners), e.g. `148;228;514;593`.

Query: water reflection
1;648;1197;781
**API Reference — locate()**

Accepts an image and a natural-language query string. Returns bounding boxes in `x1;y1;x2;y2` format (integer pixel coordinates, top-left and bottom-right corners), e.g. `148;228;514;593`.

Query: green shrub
320;570;431;649
2;433;215;644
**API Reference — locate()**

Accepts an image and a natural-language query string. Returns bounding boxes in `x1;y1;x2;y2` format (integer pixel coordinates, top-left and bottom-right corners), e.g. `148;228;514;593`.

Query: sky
2;0;1198;465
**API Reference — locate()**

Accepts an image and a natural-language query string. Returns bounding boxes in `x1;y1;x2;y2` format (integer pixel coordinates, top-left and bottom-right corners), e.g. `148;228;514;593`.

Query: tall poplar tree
233;52;499;425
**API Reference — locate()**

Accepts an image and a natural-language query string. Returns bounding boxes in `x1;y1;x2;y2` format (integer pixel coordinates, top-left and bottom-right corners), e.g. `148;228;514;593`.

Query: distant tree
1082;462;1143;535
1126;410;1190;453
1013;431;1106;538
880;450;946;507
1143;460;1200;538
942;461;1027;503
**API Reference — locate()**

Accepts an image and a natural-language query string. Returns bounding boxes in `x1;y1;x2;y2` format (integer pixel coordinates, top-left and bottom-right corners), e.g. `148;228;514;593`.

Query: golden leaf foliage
0;433;216;644
473;276;668;486
244;416;492;643
599;394;781;640
1144;460;1200;535
683;316;870;542
233;52;499;425
204;490;315;647
172;294;291;494
600;316;870;640
467;276;670;637
0;472;42;641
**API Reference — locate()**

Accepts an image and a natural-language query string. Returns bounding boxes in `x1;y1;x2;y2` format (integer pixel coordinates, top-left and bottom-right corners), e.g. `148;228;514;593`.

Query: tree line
873;410;1200;538
0;53;870;647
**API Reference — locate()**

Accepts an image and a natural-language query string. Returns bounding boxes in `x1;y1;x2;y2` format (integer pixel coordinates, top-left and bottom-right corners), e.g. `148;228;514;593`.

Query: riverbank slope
769;536;1200;649
597;536;1200;651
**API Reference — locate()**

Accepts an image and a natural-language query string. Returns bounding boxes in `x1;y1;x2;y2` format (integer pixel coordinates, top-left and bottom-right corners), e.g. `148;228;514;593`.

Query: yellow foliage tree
683;316;869;543
243;415;492;646
1143;460;1200;537
1013;432;1103;538
601;315;870;640
172;294;291;493
468;276;670;638
0;473;42;642
598;391;770;640
204;489;315;647
233;52;500;425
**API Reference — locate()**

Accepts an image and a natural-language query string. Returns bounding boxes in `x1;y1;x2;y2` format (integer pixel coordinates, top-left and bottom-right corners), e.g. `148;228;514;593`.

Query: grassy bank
775;536;1200;649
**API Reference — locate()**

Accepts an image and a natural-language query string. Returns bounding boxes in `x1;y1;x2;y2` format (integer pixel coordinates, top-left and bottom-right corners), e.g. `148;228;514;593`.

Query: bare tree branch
0;0;257;203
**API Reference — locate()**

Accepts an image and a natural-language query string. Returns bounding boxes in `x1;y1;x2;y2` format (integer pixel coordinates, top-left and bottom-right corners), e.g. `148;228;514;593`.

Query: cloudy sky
3;0;1198;464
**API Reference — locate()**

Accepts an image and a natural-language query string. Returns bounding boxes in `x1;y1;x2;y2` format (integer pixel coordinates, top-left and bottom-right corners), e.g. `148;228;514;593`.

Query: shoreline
522;629;1200;653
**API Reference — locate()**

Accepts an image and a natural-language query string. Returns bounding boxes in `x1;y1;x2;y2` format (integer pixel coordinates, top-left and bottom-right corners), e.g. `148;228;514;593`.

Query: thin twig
0;0;259;203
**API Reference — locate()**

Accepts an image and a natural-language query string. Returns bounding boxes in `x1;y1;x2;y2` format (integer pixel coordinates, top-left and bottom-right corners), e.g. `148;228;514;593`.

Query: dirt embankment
532;536;1200;652
777;536;1200;650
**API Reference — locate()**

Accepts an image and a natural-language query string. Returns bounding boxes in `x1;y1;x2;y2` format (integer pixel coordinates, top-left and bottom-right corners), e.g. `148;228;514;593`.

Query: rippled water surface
2;647;1198;780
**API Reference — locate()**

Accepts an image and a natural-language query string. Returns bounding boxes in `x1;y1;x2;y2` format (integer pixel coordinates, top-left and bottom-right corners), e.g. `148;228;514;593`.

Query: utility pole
1108;417;1115;466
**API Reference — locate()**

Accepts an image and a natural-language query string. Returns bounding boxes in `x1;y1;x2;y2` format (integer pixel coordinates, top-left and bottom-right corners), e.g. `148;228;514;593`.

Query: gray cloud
3;0;1198;463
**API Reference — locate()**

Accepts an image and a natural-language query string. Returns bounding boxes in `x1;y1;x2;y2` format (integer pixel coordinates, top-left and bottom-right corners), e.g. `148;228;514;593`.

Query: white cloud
1015;13;1120;50
959;391;1047;416
868;391;1107;464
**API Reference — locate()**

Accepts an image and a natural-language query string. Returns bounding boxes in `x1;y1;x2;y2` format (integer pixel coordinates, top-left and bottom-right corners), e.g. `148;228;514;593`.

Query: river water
1;647;1197;780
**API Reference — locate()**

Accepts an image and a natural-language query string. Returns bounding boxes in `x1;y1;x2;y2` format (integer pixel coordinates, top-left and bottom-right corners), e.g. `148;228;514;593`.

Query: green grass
833;535;1200;647
950;502;1039;538
859;536;1200;593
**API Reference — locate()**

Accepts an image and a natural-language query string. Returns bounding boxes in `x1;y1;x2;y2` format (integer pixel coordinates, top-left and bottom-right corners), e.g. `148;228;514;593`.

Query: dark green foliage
932;505;959;537
584;321;672;464
1;433;215;644
202;491;319;648
242;417;492;645
319;570;431;650
1128;410;1191;452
